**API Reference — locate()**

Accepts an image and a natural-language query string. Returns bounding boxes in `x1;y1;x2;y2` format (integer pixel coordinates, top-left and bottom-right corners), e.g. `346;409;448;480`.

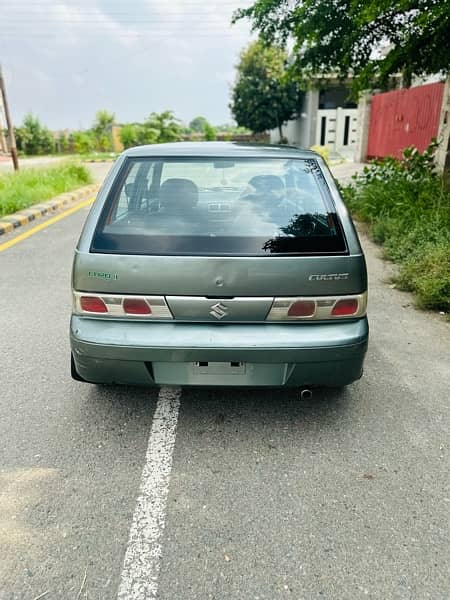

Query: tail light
74;292;366;322
267;292;367;320
123;298;152;315
73;292;172;319
331;298;358;316
287;300;316;317
79;296;108;313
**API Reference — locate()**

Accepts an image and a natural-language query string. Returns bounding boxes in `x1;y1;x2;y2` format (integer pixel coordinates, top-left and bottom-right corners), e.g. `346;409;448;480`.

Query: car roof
123;141;319;159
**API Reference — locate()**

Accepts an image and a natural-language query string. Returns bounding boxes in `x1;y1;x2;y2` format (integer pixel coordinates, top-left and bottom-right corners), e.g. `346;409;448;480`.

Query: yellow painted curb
0;221;14;234
0;184;99;237
0;197;95;253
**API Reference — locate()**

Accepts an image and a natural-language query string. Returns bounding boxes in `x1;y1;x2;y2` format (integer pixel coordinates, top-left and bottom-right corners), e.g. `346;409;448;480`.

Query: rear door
74;154;367;322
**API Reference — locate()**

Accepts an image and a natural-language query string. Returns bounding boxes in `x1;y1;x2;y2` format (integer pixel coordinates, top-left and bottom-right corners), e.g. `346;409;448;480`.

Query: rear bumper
70;316;369;387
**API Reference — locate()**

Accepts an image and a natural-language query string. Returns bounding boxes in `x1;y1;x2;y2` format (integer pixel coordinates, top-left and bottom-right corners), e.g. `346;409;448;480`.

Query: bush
203;123;217;141
397;243;450;310
0;162;93;217
310;145;330;163
72;131;95;154
120;124;139;149
14;113;55;155
342;142;450;313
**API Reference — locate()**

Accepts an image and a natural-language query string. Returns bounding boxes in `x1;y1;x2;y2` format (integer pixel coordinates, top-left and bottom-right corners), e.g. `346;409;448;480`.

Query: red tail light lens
80;296;108;313
331;298;358;316
266;293;367;320
74;292;173;319
287;300;316;317
123;298;152;315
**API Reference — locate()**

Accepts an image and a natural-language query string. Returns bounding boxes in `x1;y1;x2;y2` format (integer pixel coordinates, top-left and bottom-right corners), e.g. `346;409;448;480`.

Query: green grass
0;162;93;218
342;146;450;314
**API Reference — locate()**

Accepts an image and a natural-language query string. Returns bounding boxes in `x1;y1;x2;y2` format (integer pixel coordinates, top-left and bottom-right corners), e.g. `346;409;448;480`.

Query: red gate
367;82;444;159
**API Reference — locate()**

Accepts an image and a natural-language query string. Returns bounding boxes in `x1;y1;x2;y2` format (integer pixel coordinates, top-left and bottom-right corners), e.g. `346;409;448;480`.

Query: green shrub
397;243;450;311
203;123;217;141
71;131;95;154
310;145;330;163
14;113;55;156
0;162;93;217
342;141;450;313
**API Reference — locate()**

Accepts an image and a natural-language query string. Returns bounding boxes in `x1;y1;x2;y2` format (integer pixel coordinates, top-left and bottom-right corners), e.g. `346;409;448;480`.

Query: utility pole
0;64;19;171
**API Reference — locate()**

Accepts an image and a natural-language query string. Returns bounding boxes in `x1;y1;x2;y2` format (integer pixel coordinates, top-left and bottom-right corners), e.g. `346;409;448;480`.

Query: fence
367;82;445;159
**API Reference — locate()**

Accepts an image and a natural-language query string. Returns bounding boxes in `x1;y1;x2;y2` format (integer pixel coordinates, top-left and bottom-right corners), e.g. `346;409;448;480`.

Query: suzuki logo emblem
209;302;228;320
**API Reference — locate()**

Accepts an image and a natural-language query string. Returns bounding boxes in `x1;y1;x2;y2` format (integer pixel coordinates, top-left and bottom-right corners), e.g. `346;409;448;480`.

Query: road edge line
117;387;181;600
0;196;95;253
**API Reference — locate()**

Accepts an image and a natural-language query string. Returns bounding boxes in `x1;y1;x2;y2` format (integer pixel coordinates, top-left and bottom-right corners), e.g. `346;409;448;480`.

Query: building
270;79;359;158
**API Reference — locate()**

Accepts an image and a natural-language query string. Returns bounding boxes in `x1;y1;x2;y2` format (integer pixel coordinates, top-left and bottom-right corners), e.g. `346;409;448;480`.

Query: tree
58;132;69;153
145;111;182;143
189;116;209;133
120;122;159;148
230;41;301;139
92;109;115;135
120;124;140;149
92;109;115;151
233;0;450;95
119;113;181;149
71;131;95;154
14;114;55;155
203;122;217;141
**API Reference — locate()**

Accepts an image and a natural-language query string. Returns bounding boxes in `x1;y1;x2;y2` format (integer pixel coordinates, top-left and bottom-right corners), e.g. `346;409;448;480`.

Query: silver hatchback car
71;142;368;388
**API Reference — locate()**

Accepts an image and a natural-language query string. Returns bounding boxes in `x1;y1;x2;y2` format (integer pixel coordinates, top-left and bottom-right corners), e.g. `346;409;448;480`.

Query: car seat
160;178;199;215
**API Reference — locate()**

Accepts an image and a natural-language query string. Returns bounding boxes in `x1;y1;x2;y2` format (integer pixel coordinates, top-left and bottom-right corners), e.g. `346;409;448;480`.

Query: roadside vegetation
230;40;301;141
0;163;92;217
342;143;450;314
3;110;253;160
233;1;449;98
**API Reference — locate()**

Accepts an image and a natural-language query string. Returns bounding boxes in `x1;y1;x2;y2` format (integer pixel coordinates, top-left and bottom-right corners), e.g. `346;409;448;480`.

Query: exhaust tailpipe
300;388;313;400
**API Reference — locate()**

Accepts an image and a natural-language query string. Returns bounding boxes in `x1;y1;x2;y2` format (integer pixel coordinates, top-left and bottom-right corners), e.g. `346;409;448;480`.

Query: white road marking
117;387;181;599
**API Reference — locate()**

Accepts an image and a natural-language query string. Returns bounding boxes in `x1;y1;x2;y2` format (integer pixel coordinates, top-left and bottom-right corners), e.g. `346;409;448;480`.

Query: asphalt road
0;162;449;600
0;156;67;173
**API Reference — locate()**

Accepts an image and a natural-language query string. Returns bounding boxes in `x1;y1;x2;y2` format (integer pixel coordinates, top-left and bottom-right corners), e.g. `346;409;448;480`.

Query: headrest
160;178;198;211
248;175;284;192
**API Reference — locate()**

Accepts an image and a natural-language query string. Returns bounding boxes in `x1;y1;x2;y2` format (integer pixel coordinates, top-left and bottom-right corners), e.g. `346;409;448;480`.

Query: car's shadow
77;381;360;441
177;385;355;434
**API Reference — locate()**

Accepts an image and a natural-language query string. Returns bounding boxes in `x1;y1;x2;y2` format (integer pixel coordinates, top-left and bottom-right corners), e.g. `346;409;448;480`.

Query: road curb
0;184;99;236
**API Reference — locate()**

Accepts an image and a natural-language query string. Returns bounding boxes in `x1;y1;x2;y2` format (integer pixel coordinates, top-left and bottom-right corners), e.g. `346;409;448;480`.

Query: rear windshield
91;157;347;255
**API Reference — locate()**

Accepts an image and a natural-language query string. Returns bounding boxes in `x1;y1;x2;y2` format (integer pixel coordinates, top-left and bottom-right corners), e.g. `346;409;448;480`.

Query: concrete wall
354;94;372;162
270;117;302;145
299;89;319;148
269;89;319;148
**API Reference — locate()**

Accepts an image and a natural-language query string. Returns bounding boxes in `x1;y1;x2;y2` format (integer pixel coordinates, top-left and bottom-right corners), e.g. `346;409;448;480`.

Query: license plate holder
192;361;245;375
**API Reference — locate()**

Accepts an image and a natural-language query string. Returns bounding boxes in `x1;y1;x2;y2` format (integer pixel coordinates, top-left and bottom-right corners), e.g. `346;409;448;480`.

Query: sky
0;0;255;130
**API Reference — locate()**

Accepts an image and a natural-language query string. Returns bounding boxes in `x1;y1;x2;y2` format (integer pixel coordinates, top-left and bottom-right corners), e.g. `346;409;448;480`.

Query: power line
0;2;247;10
1;17;242;20
0;1;245;4
0;33;247;37
1;13;246;25
0;2;245;7
0;26;249;35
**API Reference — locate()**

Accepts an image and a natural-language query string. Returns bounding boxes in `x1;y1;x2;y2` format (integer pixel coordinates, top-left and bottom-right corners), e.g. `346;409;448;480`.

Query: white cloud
0;0;255;129
49;2;140;48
